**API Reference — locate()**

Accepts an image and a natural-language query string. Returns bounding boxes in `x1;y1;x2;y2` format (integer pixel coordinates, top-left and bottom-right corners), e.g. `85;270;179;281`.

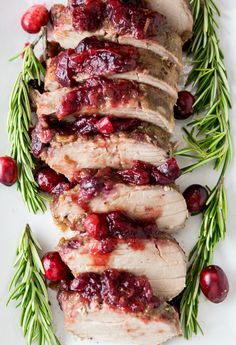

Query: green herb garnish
8;31;47;213
7;224;60;345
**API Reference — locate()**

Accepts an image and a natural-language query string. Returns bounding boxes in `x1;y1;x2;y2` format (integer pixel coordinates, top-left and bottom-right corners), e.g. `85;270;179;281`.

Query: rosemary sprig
8;32;47;213
175;0;232;174
7;224;61;345
180;174;227;339
179;0;232;339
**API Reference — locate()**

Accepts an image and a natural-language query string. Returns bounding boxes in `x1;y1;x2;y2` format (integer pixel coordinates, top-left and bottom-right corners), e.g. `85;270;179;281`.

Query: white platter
0;0;236;344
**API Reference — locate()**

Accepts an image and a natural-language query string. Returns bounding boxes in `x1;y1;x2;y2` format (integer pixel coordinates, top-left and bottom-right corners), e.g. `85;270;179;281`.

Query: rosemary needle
178;0;232;338
8;32;47;213
7;224;61;345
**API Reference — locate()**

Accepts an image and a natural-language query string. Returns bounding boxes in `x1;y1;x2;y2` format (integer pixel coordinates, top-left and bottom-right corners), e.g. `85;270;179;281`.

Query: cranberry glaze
55;37;139;87
70;0;165;39
57;77;142;119
68;269;161;312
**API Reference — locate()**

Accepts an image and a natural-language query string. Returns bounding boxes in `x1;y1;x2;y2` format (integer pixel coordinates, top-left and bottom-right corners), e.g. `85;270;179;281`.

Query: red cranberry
70;272;102;300
174;91;195;120
96;117;115;134
35;167;67;194
21;5;49;34
183;184;208;214
84;214;109;240
200;265;229;303
117;168;150;185
0;156;18;186
42;252;70;282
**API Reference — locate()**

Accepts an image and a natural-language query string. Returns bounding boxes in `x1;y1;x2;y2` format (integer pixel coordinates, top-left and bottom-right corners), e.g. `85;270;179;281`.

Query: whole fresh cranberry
183;184;208;214
21;5;49;34
96;117;115;134
200;265;229;303
84;214;109;240
0;156;18;186
174;91;195;120
42;252;70;282
35;167;67;194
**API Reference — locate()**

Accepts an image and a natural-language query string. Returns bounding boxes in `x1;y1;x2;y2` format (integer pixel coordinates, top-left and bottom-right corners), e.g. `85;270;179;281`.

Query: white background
0;0;236;344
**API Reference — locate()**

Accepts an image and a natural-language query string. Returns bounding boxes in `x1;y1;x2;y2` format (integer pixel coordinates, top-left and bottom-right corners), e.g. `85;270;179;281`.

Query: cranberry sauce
30;116;140;157
69;0;166;39
84;211;158;241
57;77;142;119
55;37;139;87
68;269;161;312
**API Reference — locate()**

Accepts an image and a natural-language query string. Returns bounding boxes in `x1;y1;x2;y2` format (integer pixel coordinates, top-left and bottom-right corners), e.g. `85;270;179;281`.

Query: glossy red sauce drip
68;269;161;312
55;37;139;87
69;0;166;39
56;77;141;119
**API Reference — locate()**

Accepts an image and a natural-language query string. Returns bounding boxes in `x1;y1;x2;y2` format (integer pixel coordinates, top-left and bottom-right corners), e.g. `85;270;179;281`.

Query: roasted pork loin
48;4;183;69
34;77;176;133
45;37;179;97
52;183;188;233
144;0;193;40
39;130;171;180
58;287;181;345
58;235;186;300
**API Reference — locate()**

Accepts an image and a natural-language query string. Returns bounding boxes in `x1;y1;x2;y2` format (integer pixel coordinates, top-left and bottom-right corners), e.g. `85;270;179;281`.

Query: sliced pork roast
52;183;188;233
34;77;176;133
45;36;179;98
58;269;182;345
39;129;171;180
58;234;187;300
48;3;183;69
145;0;193;40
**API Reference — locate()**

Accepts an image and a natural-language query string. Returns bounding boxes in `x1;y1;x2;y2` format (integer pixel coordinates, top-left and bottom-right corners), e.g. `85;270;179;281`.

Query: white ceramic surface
0;0;236;344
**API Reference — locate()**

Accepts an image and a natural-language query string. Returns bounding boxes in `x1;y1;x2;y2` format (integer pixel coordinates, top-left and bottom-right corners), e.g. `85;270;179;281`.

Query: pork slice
52;184;188;233
58;235;186;300
145;0;193;41
59;292;181;345
40;131;170;180
48;4;182;69
45;47;179;98
34;80;175;133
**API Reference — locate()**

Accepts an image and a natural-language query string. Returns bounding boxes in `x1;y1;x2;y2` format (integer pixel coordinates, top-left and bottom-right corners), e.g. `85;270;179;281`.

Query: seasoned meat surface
52;183;188;233
58;235;187;300
59;291;182;345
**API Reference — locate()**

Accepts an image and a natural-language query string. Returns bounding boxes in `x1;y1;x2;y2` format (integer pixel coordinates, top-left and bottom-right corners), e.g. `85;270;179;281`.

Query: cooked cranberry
73;116;98;135
35;167;67;194
51;182;72;196
21;5;49;34
30;129;46;157
117;168;150;185
183;184;208;214
70;272;102;301
96;117;115;134
174;91;195;120
157;158;181;181
84;214;109;240
42;252;70;282
79;177;104;199
101;269;154;312
200;265;229;303
0;156;18;186
107;211;144;238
